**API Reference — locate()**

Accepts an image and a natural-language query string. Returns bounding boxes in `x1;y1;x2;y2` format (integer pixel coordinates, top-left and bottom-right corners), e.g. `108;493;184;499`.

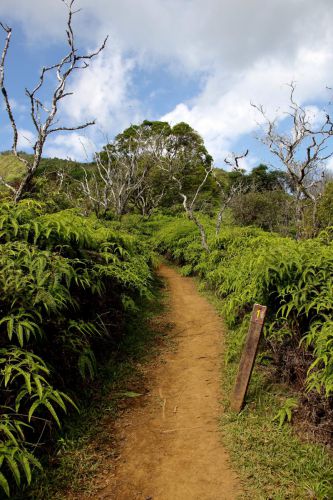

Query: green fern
0;414;42;497
0;200;154;494
154;216;333;398
272;397;298;427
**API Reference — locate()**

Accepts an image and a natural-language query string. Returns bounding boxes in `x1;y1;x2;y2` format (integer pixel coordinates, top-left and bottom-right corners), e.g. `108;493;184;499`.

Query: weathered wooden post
231;304;267;412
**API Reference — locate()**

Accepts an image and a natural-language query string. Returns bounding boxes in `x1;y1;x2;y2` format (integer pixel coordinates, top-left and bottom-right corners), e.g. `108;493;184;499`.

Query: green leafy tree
82;120;214;234
231;190;294;233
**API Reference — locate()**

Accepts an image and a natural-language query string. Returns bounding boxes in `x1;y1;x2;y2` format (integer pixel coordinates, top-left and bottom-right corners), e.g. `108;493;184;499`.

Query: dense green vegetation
154;217;333;397
0;116;332;497
0;200;153;496
13;274;168;500
0;154;25;184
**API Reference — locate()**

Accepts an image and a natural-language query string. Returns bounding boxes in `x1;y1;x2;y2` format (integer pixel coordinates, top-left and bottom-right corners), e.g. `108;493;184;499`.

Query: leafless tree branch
252;83;333;238
0;0;107;201
224;149;249;170
213;165;248;235
48;120;95;134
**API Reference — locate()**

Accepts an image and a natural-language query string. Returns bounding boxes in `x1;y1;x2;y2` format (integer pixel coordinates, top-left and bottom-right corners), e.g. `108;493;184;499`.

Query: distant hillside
0;152;95;186
0;153;26;183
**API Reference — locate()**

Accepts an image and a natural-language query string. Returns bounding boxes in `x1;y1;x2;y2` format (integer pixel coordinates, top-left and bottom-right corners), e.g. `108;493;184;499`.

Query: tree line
1;1;333;244
33;117;333;245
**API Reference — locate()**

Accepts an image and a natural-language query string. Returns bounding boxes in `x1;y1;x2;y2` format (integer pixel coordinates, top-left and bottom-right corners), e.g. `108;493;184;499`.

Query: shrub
0;200;153;496
154;216;333;402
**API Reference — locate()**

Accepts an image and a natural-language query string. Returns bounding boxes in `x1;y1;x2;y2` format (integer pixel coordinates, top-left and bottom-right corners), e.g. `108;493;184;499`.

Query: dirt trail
88;263;240;500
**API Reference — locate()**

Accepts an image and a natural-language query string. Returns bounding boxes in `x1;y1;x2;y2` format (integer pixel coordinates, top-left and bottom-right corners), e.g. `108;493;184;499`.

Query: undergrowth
153;216;333;428
2;202;333;497
0;200;154;497
12;275;168;499
221;322;333;499
197;283;333;500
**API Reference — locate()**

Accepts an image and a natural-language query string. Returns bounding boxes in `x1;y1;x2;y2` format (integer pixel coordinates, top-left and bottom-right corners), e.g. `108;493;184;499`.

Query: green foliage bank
0;201;153;496
152;215;333;497
154;217;333;424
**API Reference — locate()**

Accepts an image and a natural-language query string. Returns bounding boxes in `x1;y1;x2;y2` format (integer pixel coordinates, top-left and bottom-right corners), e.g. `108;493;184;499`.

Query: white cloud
43;133;95;161
162;46;333;163
60;44;140;136
302;105;328;130
0;1;67;43
16;128;92;161
2;0;333;163
2;0;333;73
47;43;142;157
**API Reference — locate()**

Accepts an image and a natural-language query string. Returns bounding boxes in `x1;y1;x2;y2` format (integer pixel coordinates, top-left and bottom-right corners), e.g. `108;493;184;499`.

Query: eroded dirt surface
83;264;241;500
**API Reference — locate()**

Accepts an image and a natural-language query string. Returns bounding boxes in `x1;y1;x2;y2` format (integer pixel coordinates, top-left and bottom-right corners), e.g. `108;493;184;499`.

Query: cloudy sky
0;0;333;168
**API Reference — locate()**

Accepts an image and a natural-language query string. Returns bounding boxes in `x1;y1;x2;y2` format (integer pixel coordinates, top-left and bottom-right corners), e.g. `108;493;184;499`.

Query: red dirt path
83;264;241;499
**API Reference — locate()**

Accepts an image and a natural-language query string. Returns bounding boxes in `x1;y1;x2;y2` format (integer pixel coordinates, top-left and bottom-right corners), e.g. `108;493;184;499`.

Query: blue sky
1;0;333;171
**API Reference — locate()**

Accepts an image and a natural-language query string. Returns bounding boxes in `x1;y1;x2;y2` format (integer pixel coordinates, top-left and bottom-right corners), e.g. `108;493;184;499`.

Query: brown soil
83;263;241;500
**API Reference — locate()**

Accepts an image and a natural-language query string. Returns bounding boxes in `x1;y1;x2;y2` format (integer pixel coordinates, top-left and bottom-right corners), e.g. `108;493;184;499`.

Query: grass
12;273;171;500
197;283;333;500
0;152;85;183
222;371;333;499
0;154;25;183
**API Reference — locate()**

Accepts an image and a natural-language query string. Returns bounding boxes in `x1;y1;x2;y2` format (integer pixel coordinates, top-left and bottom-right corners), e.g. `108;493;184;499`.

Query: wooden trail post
231;304;267;413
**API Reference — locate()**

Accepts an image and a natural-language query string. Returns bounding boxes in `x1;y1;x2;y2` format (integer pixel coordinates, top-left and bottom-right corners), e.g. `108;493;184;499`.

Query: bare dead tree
180;166;213;251
224;149;249;171
79;166;106;216
80;121;214;247
0;22;17;195
214;150;249;235
252;83;333;238
157;152;213;251
0;0;107;201
79;128;159;217
134;182;166;217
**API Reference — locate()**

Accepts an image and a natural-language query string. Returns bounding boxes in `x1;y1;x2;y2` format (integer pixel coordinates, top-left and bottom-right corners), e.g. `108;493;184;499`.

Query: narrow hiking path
83;263;241;500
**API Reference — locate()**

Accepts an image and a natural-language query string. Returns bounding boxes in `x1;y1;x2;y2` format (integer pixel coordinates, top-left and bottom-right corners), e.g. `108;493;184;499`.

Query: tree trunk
312;200;319;237
295;187;303;240
14;140;44;202
215;208;224;236
188;209;210;252
14;168;35;202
